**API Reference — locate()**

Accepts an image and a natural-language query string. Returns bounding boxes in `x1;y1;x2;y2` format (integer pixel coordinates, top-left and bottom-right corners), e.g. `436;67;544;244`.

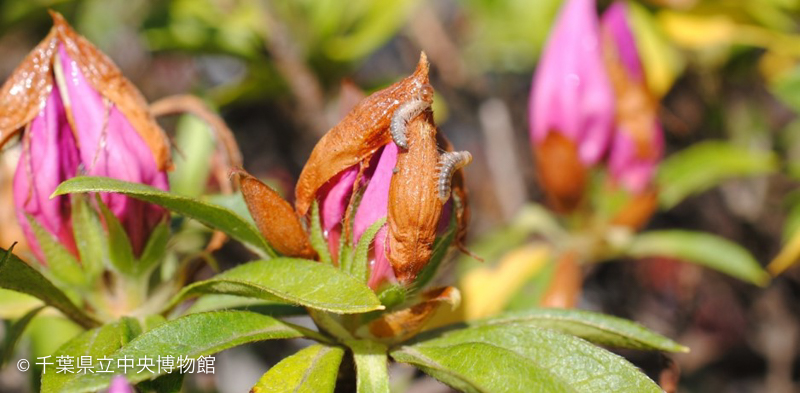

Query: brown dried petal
234;169;316;259
611;187;658;229
295;53;431;216
387;113;443;284
51;11;172;171
534;132;587;213
368;286;460;342
0;30;58;148
602;29;659;160
540;252;582;309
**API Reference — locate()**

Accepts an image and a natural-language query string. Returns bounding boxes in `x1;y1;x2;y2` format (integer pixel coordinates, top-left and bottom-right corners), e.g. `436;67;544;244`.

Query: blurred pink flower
107;375;133;393
601;1;663;194
529;0;615;166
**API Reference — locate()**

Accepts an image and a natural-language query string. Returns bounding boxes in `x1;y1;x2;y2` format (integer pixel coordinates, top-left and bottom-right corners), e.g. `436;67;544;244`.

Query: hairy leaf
251;344;344;393
167;259;383;314
53;176;275;257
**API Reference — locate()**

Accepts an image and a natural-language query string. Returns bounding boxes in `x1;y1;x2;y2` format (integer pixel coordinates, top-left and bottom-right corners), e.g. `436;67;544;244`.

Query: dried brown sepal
611;187;658;229
50;11;172;171
0;30;58;148
540;251;582;308
534;132;587;213
368;286;459;342
233;169;316;259
602;26;659;160
295;53;431;216
387;113;443;285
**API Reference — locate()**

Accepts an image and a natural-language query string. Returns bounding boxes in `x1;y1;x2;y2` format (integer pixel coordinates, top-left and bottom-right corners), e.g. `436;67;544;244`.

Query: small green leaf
251;344;344;393
415;209;457;289
26;215;86;288
53;177;275;257
169;114;215;197
504;257;555;311
1;305;45;366
310;201;333;266
62;311;314;392
393;324;661;393
167;259;383;314
0;247;98;329
41;318;141;393
469;308;687;353
657;141;778;208
137;220;170;276
351;218;386;283
96;196;136;276
71;195;106;280
627;230;770;286
348;340;390;393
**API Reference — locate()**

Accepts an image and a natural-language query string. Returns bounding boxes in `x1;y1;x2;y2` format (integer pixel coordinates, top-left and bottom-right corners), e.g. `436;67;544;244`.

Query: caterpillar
437;151;472;203
390;83;434;149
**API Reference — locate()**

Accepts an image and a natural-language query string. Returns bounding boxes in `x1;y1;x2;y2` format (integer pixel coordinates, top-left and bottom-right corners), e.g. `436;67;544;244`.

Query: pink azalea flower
529;0;615;166
601;1;664;194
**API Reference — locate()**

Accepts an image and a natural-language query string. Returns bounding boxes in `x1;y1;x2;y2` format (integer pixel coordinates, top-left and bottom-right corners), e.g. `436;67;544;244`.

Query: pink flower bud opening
55;44;168;254
530;0;615;167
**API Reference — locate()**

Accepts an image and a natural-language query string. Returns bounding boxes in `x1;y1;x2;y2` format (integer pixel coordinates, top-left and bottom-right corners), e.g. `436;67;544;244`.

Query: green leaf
169;114;215;197
167;259;383;314
348;340;390;393
70;195;106;280
1;305;45;366
185;294;305;316
415;209;457;289
251;344;344;393
392;324;661;393
0;247;98;329
0;288;42;319
26;215;86;288
657;141;778;208
310;201;333;266
504;257;555;312
61;311;315;392
627;230;770;286
137;220;170;276
53;177;275;257
41;318;142;393
350;218;386;283
771;65;800;113
469;309;687;353
96;196;136;276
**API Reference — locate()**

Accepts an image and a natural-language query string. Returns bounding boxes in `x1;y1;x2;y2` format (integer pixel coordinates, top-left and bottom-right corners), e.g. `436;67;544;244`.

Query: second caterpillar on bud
437;151;472;203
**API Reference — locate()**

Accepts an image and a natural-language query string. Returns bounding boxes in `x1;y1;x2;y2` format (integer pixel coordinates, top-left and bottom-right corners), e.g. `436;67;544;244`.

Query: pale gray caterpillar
390;84;434;149
437;151;472;203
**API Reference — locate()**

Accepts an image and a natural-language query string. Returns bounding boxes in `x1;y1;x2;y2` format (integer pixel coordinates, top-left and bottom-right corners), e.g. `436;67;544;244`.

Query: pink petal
56;44;167;254
601;2;643;81
353;143;399;289
318;166;358;256
107;375;134;393
529;0;614;166
608;122;664;193
13;85;79;264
